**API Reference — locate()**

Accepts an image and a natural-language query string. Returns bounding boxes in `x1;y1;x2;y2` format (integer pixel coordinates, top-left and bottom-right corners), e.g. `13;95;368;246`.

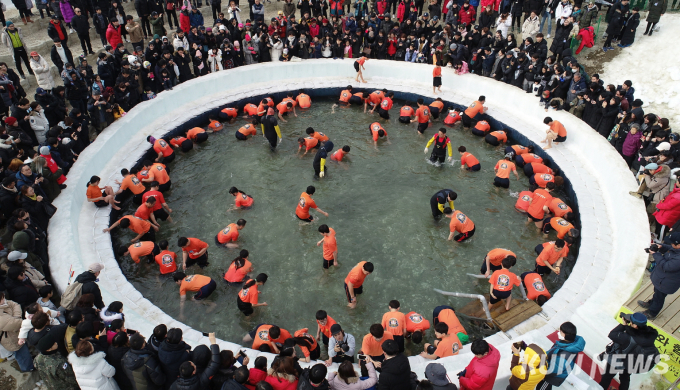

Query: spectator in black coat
50;40;74;73
377;340;413;390
135;0;152;37
93;7;109;46
123;333;167;390
169;333;220;390
73;263;106;309
0;176;20;222
71;8;94;56
107;332;133;389
5;265;39;310
159;328;192;388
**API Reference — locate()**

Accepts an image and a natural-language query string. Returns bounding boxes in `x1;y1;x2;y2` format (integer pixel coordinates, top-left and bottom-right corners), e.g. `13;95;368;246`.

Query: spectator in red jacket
458;340;500;390
106;20;123;48
654;183;680;240
180;7;191;33
265;356;299;390
458;0;476;27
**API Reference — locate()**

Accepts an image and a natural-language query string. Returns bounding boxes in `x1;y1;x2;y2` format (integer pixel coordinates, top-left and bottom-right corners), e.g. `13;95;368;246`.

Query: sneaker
6;353;15;361
617;43;624;48
629;191;642;198
547;34;551;38
125;38;130;42
637;300;651;309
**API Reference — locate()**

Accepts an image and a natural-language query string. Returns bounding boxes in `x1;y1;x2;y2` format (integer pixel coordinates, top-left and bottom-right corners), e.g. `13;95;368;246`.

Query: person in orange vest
520;271;551;306
317;224;338;269
505;144;533;156
541;117;567;149
315;310;337;346
488;257;521;311
178;236;209;269
119;241;160;264
307;127;329;142
298;136;320;155
147;136;175;164
371;91;394;120
186;127;208;143
364;89;386;114
548;197;572;217
345;261;374;309
470;120;491;137
354;56;367;83
411;98;431;134
339;85;353;105
459;146;481;171
228;187;254;211
361;324;394;362
223;249;253;284
207;116;223;132
349;91;365;106
541;214;579;240
481;248;517;277
296;185;329;222
141;160;171;192
331;145;350;164
515;152;543;168
235;120;259;141
419;322;462;359
485;130;508;146
462;96;488;127
534;239;569;276
493;153;519;188
170;135;194;152
444;207;475;242
104;214;158;242
281;93;297;108
216;219;247;248
369;122;389;149
382;300;407;352
429;98;445;120
219;107;239;122
527;182;555;228
236;273;269;317
515;185;537;214
530;173;564;188
444;107;462;126
293;328;321;362
86;175;121;210
174;272;217;319
523;161;554;176
276;101;297;122
405;311;430;345
242;103;260;118
154;240;178;275
424;128;453;164
433;62;442;94
296;89;312;109
399;105;415;124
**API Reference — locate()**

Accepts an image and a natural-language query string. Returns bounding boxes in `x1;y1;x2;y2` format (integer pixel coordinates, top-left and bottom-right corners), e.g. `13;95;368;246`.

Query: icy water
112;98;576;354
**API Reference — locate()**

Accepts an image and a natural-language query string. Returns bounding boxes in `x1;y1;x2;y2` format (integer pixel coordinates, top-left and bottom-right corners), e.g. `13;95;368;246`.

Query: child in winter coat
246;356;268;390
99;301;124;327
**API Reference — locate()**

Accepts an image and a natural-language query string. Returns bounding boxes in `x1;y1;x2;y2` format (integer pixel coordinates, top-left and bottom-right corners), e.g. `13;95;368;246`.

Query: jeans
14;344;34;372
539;10;552;35
648;287;668;316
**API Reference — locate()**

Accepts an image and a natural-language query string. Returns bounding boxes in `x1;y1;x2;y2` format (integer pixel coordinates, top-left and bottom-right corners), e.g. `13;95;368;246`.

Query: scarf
27;194;37;201
50;20;65;41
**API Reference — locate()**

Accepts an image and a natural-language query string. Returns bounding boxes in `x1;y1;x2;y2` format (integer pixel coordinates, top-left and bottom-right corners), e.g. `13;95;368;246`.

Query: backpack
60;281;84;310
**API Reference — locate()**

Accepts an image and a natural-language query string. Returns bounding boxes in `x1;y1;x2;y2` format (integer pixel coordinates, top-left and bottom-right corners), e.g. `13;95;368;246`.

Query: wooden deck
458;297;542;332
624;281;680;337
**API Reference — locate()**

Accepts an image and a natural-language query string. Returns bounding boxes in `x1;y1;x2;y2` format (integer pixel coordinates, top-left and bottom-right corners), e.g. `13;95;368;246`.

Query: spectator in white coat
554;0;573;23
270;36;283;62
68;340;120;390
522;11;541;40
496;13;512;38
29;52;56;92
28;101;49;144
207;47;223;72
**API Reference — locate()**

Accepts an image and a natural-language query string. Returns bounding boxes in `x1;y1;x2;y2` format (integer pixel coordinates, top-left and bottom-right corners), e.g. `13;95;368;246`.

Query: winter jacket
459;344;500;390
60;0;76;23
580;4;598;28
622;129;642;157
150;16;165;37
606;10;623;35
646;0;667;23
651;244;680;295
554;0;571;20
508;344;546;390
123;348;166;390
481;0;501;11
135;0;150;17
246;368;267;390
74;271;105;309
127;22;144;44
180;11;191;32
68;351;120;390
596;102;619;137
71;14;91;35
605;323;658;369
329;361;377;390
106;23;124;48
94;13;109;35
107;345;133;389
655;187;680;227
0;299;22;352
189;10;204;26
575;26;594;54
265;370;299;390
158;339;192;387
542;336;585;386
5;275;39;310
30;56;57;90
521;16;540;40
168;344;220;390
620;12;639;46
48;20;69;45
377;354;411;390
643;165;672;204
225;379;251;390
459;5;476;26
496;16;512;38
51;44;74;73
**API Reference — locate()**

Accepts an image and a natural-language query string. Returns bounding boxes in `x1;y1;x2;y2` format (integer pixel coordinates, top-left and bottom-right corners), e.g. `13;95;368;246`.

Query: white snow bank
600;14;680;129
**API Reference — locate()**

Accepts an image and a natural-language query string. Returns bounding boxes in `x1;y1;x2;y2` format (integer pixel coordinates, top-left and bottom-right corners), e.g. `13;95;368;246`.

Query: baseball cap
7;251;27;262
425;363;449;387
36;88;46;95
30;51;39;57
88;263;105;273
669;231;680;245
423;12;429;16
657;142;671;151
644;163;658;170
330;324;342;335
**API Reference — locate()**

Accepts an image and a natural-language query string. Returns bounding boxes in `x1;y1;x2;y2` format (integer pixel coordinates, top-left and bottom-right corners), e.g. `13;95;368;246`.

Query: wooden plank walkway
624;281;680;335
458;297;542;332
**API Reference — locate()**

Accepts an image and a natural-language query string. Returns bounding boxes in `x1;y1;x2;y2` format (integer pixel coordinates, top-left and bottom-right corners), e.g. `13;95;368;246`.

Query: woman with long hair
68;340;120;390
328;358;377;390
265;355;299;390
224;249;253;284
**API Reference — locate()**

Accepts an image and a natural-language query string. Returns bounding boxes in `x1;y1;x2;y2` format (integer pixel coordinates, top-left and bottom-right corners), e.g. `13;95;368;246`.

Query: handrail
434;289;494;323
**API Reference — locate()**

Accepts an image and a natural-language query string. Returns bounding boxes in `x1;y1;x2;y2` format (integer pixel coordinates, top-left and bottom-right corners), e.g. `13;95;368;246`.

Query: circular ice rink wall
48;60;651;385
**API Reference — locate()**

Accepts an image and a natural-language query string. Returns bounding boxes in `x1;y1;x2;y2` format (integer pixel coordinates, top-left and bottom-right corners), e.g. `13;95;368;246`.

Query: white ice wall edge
47;60;651;388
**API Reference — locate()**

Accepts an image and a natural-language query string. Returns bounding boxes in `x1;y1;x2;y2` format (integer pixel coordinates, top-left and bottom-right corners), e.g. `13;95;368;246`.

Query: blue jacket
544;335;586;386
482;51;496;72
651;245;680;295
189;10;204;27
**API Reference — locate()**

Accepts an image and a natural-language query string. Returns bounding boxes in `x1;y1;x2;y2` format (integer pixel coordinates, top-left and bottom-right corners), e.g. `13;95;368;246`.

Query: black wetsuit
430;189;457;218
313;141;334;177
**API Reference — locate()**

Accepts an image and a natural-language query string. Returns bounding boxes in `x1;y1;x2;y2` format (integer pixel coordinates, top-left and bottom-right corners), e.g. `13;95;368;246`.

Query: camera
619;312;634;324
337;341;350;353
644;244;661;253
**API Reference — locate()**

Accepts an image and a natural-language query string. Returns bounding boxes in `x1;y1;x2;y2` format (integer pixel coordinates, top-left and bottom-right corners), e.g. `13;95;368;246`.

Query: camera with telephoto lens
644;244;661;253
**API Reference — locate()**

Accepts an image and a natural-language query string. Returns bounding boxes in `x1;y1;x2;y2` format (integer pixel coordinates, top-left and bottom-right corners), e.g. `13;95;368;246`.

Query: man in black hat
325;324;355;365
638;231;680;319
34;330;80;389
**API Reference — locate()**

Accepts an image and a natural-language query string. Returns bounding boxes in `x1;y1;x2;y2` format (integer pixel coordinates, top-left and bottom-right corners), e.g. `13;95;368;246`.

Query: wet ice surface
112;98;573;350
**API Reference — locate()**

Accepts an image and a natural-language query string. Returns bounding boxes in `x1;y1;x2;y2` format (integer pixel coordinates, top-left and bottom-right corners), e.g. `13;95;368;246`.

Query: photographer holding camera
325;324;356;366
598;312;659;390
637;231;680;319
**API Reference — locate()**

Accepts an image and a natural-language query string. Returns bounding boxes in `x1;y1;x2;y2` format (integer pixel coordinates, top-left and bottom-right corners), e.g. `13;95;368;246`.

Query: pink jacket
454;61;469;75
654;187;680;227
459;344;500;390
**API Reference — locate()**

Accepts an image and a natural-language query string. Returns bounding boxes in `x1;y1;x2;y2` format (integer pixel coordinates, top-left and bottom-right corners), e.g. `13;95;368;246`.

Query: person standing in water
260;107;282;151
296;185;329;222
314;141;335;178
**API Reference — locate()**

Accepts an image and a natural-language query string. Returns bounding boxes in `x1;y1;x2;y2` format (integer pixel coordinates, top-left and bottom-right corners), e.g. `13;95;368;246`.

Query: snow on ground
600;14;680;129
